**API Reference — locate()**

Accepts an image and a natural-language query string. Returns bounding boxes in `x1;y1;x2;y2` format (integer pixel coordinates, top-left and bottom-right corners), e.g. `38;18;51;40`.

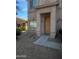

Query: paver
16;31;62;59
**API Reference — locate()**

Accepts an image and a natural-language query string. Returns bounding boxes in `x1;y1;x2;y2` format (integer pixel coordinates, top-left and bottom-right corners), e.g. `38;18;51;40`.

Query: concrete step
33;35;62;50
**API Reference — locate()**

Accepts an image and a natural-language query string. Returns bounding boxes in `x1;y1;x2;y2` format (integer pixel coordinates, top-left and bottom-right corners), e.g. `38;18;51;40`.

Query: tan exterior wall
16;17;26;24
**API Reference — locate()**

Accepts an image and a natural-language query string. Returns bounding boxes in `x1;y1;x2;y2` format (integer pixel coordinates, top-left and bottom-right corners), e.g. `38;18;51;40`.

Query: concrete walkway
33;35;62;49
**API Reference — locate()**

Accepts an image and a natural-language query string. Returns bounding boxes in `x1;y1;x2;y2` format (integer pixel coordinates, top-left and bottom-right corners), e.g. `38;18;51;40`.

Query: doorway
44;14;50;35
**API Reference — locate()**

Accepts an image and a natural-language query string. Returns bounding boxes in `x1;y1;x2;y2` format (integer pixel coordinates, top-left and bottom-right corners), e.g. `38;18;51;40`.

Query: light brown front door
44;15;50;34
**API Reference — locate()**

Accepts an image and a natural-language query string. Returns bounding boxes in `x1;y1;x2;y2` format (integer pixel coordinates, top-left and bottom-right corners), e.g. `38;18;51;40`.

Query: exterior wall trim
35;1;58;9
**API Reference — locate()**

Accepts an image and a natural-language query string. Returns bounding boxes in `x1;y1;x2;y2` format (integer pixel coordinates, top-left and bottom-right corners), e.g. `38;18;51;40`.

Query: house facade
16;17;28;31
27;0;62;38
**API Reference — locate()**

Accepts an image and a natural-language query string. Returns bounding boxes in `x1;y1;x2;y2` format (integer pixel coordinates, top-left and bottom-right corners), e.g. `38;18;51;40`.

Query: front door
44;15;50;34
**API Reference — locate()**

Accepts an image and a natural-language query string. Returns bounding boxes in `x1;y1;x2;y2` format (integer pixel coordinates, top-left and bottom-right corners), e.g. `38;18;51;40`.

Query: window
30;0;39;9
30;0;33;8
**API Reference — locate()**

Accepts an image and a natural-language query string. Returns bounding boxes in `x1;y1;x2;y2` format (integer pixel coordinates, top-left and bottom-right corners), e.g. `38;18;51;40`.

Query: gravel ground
16;31;62;59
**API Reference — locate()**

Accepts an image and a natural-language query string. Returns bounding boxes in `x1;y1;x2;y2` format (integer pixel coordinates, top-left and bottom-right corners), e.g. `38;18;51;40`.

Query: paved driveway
16;31;62;59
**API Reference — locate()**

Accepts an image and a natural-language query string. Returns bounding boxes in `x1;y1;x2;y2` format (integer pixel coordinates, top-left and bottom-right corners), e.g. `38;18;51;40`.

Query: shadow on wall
55;18;62;41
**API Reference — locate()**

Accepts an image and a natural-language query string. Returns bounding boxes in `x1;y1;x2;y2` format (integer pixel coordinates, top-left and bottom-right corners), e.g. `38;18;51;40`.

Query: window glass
30;0;39;8
30;0;33;8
